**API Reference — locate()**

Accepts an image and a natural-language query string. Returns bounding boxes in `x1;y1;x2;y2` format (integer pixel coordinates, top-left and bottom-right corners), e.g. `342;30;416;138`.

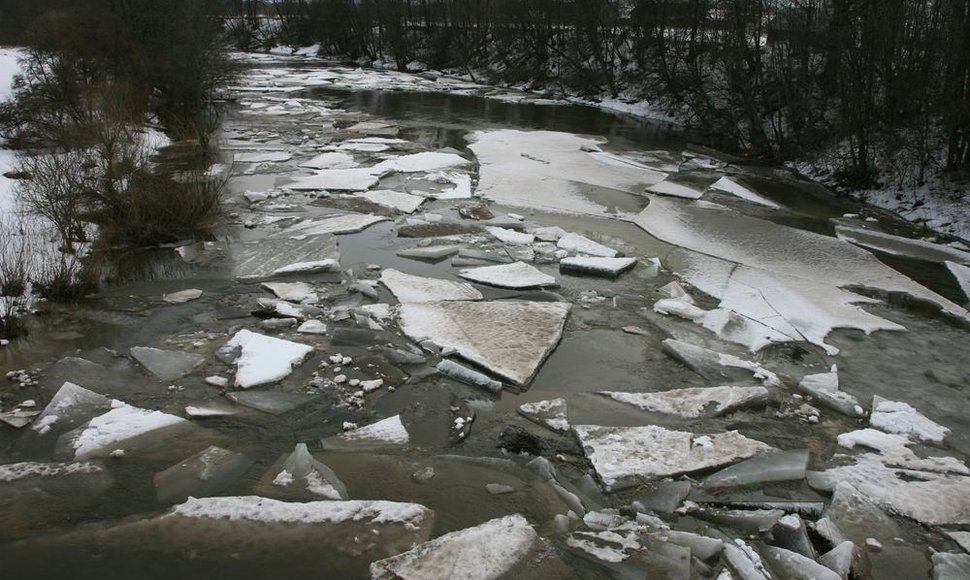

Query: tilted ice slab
380;269;482;303
31;382;112;436
573;424;773;490
285;168;383;191
518;398;570;432
947;261;970;303
636;197;969;352
171;495;430;527
662;339;782;387
398;301;570;385
223;330;314;388
267;443;348;500
154;446;253;503
300;151;358;170
372;151;472;173
272;213;389;238
60;403;188;460
835;224;970;265
709;176;782;209
232;234;339;279
602;386;769;419
869;396;949;443
797;366;865;418
234;151;292;163
762;546;840;580
560;257;637;277
557;233;619;257
646;178;705;199
356;189;426;213
261;281;317;303
370;514;538;580
130;347;205;381
458;261;557;289
468;130;665;218
323;415;409;449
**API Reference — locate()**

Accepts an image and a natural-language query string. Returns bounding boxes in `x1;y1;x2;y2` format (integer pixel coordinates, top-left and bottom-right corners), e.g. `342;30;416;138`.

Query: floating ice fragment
485;226;534;245
261;281;317;303
704;449;809;488
223;330;314;389
273;213;389;237
798;366;865;418
437;359;502;393
162;289;203;304
603;386;768;419
709;176;782;209
226;391;314;415
647;178;705;199
560;257;637;277
130;347;205;382
372;151;471;173
266;443;347;500
517;398;569;432
154;446;253;503
62;404;189;460
662;339;782;387
380;268;482;303
458;261;557;289
323;415;409;449
357;189;426;213
557;233;618;257
285;168;382;191
300;152;358;170
869;396;949;443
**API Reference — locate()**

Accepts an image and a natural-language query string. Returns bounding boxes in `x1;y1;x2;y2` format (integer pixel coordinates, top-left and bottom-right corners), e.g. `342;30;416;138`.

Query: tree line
227;0;970;187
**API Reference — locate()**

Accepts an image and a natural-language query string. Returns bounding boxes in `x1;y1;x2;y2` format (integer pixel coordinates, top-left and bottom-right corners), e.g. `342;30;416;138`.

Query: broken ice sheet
703;449;809;488
398;300;570;385
258;443;348;500
380;268;482;303
557;232;619;257
261;281;317;303
154;446;253;503
709;176;782;209
371;151;472;173
29;382;113;437
485;226;535;245
762;546;840;580
518;398;569;433
869;396;949;443
284;168;383;191
130;346;205;382
457;261;557;289
797;366;865;418
57;403;191;460
232;234;339;279
573;424;773;490
355;189;426;213
559;256;637;277
222;329;314;389
271;213;389;238
836;429;967;475
661;339;782;387
234;151;292;163
602;386;769;419
321;415;409;450
226;391;314;415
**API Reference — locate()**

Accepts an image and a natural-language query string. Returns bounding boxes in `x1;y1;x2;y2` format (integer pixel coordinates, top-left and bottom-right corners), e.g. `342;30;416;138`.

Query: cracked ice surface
602;386;769;419
636;197;969;353
457;261;557;289
380;269;482;303
573;424;773;490
224;330;314;388
370;513;538;580
272;213;389;238
398;301;570;385
232;235;339;279
468;129;665;218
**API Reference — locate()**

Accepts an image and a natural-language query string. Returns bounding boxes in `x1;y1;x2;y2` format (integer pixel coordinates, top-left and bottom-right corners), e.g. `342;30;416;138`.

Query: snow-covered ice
223;329;314;388
647;178;705;199
457;261;557;289
797;366;865;418
518;398;569;432
835;224;970;265
325;415;410;448
31;382;112;436
171;495;430;527
300;151;358;170
703;450;810;488
947;261;970;303
356;189;425;213
162;289;203;304
232;234;340;279
869;396;949;443
557;232;619;257
61;404;189;460
661;339;782;387
602;386;769;419
372;151;472;173
266;443;347;500
380;268;483;303
709;176;782;209
261;281;317;303
398;301;570;385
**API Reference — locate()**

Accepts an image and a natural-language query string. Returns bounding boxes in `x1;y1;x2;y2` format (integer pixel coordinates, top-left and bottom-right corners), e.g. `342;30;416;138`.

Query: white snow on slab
647;178;705;199
837;429;967;475
762;546;841;580
468;130;665;218
573;424;773;489
356;189;425;213
338;415;409;445
285;168;382;191
67;404;188;459
710;176;782;209
297;320;328;335
170;495;431;527
234;151;292;163
423;171;474;199
485;226;535;245
224;329;314;388
797;366;865;418
835;225;970;265
869;396;949;443
372;151;472;173
560;256;637;277
273;213;388;237
31;382;112;435
370;514;538;580
0;461;104;482
458;261;557;289
602;386;769;419
271;443;347;500
398;301;570;385
261;281;317;303
162;289;203;304
380;268;482;303
946;261;970;303
557;233;619;257
272;259;339;275
300;152;358;170
518;398;570;432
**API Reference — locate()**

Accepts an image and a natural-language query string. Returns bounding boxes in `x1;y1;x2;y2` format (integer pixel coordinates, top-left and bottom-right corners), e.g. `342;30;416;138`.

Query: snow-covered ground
0;47;24;214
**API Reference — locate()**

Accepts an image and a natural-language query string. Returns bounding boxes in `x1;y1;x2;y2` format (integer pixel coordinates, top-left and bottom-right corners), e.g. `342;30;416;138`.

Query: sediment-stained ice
380;269;483;303
457;261;557;289
223;329;314;388
398;301;570;385
573;424;773;490
602;386;769;419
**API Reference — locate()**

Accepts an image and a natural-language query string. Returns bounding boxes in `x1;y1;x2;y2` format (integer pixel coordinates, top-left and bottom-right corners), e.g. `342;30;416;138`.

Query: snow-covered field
0;47;24;214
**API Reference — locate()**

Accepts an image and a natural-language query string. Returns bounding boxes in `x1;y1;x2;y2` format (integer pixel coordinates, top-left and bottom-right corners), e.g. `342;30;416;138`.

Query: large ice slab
59;404;189;460
661;339;782;387
380;269;483;303
468;130;665;218
261;281;317;303
704;450;810;487
560;256;637;277
234;151;292;163
154;446;253;503
372;151;472;173
263;443;347;500
947;261;970;303
458;261;557;289
232;234;340;279
370;514;538;580
647;178;704;199
709;176;782;209
223;330;314;388
398;301;570;385
602;386;769;419
835;224;970;265
836;429;967;474
869;396;949;443
273;213;388;238
356;189;425;213
130;347;205;382
518;398;569;432
285;168;382;191
322;415;409;450
573;424;773;490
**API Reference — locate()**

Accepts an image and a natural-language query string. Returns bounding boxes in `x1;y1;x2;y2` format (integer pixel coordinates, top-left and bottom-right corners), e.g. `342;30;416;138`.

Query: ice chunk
946;261;970;303
696;508;785;533
485;226;535;245
837;429;967;474
658;281;695;303
798;366;865;418
263;443;347;500
603;386;769;419
0;461;106;483
557;232;618;257
423;171;474;199
285;168;382;191
560;257;637;277
662;339;782;387
372;151;472;173
130;347;205;381
762;546;840;580
710;176;782;209
869;396;949;443
297;320;328;334
947;531;970;553
261;282;317;303
458;261;557;289
660;530;723;560
835;224;970;265
819;542;858;580
633;481;691;514
162;289;203;304
437;359;502;393
273;213;389;237
573;424;773;490
517;398;569;432
223;330;314;388
396;245;462;260
184;401;239;418
30;382;112;435
323;415;409;449
723;540;771;580
566;528;640;563
380;268;482;303
654;298;707;320
357;189;426;213
932;553;970;580
770;514;815;559
154;446;253;503
370;514;538;580
226;391;314;415
398;301;570;385
647;178;704;199
60;404;189;459
300;152;358;170
704;449;809;487
234;151;292;163
232;234;339;279
272;259;339;275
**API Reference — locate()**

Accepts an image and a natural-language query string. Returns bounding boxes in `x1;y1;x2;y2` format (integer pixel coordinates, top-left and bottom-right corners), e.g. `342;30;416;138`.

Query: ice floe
263;443;348;500
437;359;503;393
560;257;637;277
485;226;535;245
222;329;314;388
869;396;949;443
272;213;389;237
232;234;340;279
356;189;426;213
154;446;253;503
602;386;769;418
226;391;314;415
234;151;292;163
261;281;317;303
661;339;782;387
457;261;557;289
946;261;970;303
323;415;409;449
398;300;570;385
130;347;205;381
300;151;358;170
835;224;970;265
518;398;569;432
380;268;483;303
60;403;189;460
646;178;705;199
573;424;773;489
372;151;472;173
286;168;383;191
709;176;782;209
703;449;810;487
30;382;112;436
557;232;619;257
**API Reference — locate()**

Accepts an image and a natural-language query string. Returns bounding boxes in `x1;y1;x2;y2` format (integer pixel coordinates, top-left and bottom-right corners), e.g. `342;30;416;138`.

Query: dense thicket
230;0;970;186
